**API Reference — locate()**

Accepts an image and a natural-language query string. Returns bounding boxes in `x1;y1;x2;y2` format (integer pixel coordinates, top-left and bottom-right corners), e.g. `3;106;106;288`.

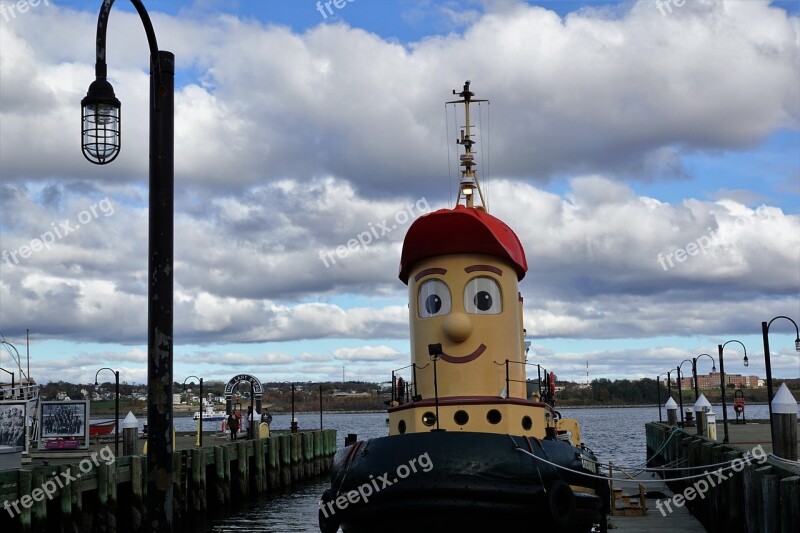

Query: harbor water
200;404;776;532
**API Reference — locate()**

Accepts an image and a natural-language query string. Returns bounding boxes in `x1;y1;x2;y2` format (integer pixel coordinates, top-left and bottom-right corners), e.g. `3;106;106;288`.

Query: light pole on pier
183;376;204;447
81;0;174;528
691;354;716;402
94;367;120;458
677;359;692;426
718;340;746;444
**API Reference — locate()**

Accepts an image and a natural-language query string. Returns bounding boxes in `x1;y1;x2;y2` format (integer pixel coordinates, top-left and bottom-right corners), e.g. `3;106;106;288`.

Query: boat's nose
443;312;472;342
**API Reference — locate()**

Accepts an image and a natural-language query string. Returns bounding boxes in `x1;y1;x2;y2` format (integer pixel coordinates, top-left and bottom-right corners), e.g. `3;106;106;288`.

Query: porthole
522;416;532;431
422;411;437;427
398;420;406;434
487;409;502;424
454;410;469;425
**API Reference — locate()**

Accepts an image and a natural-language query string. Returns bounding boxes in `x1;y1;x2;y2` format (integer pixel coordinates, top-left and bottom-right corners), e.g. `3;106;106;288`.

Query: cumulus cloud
333;345;404;361
1;1;797;190
0;1;797;382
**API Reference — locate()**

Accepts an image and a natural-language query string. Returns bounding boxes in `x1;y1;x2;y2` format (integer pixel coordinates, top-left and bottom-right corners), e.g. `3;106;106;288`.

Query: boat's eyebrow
414;268;447;282
464;265;503;276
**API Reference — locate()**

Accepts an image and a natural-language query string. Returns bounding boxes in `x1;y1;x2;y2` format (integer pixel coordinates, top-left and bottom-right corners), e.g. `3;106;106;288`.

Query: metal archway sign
224;374;263;416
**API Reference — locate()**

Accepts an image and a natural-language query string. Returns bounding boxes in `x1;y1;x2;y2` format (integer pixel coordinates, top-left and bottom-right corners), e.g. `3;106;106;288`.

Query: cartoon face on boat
399;205;529;398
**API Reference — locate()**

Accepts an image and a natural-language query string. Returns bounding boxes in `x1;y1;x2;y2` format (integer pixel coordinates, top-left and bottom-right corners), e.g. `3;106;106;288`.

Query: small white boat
192;407;226;421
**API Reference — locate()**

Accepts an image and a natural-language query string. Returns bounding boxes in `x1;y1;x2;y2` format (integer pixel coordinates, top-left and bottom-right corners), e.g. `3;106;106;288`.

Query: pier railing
646;422;799;533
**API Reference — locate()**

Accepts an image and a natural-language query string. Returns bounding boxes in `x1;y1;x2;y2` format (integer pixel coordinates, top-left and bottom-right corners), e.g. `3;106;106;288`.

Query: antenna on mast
446;81;489;210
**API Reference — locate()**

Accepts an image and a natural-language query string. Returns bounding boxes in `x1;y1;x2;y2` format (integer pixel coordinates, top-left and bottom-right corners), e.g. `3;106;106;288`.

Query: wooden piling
253;440;266;495
211;445;227;509
267;436;280;490
18;469;32;532
235;442;249;499
290;434;301;482
772;412;797;461
724;451;745;533
30;469;46;533
172;451;185;526
302;432;314;479
96;462;108;532
771;384;798;461
279;434;291;487
223;444;232;505
108;459;117;533
189;448;207;531
754;466;774;533
780;476;799;533
314;431;323;475
762;470;780;533
743;465;759;533
131;455;145;531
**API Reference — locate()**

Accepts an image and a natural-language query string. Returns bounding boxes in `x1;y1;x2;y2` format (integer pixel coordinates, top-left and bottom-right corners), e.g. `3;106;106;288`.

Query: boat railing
0;380;39;401
494;360;555;405
390;363;430;405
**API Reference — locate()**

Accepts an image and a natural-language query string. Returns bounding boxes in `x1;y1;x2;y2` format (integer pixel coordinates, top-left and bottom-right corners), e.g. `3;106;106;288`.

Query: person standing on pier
227;411;239;441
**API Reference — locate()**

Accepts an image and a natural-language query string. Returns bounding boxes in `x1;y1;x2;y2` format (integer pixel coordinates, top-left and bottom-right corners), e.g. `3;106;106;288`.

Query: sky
0;0;798;390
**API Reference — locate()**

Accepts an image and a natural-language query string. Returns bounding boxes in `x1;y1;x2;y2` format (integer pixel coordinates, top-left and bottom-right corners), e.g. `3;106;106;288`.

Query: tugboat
319;82;608;533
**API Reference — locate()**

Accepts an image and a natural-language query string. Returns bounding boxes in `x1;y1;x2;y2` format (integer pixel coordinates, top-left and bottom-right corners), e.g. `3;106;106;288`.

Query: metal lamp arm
94;1;160;81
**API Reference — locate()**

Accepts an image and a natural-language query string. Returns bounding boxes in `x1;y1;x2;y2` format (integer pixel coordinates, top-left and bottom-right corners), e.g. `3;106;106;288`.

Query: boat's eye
464;277;502;314
418;279;451;318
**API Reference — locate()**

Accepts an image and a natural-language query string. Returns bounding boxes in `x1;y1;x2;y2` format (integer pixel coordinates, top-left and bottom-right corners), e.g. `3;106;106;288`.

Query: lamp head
81;78;121;165
743;354;749;367
94;381;98;386
795;338;800;352
712;364;717;372
428;343;443;359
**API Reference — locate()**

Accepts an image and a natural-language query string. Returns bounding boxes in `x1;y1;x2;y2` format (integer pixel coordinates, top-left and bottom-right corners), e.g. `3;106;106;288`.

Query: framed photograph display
0;402;28;453
39;401;90;450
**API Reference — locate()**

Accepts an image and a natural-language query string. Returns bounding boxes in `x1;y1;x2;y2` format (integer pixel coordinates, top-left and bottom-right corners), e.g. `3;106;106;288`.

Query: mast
447;80;488;210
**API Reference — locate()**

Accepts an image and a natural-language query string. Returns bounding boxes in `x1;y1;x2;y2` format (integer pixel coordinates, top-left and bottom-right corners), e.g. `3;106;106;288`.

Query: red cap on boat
399;205;528;284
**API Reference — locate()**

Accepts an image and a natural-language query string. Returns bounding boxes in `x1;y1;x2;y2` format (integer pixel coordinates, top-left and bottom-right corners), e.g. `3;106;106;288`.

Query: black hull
319;432;609;533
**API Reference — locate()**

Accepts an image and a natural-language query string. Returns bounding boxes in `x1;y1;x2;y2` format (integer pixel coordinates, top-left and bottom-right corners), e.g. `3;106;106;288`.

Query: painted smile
440;344;486;364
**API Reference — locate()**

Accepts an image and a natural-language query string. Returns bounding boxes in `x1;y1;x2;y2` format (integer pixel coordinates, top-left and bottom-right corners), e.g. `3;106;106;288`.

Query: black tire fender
548;479;576;526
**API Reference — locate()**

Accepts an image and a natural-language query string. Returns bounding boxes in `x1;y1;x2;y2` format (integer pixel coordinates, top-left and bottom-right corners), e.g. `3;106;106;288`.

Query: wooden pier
608;466;705;531
646;421;800;533
0;429;337;532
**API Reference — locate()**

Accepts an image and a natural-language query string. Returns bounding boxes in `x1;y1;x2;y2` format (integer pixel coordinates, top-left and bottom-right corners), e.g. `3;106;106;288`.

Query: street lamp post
677;359;692;426
666;370;672;400
82;1;174;528
95;368;120;458
183;376;203;447
760;316;800;448
718;340;746;444
656;373;668;422
692;354;717;401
